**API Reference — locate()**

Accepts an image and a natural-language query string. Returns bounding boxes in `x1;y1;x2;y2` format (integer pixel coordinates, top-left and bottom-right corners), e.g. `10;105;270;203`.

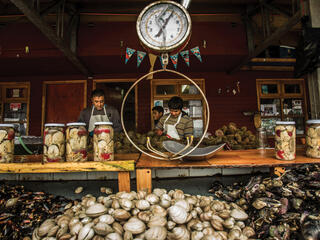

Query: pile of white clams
32;188;255;240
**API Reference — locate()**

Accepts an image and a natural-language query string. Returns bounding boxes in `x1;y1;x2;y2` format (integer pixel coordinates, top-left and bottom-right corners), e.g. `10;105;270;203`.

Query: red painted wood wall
0;21;295;136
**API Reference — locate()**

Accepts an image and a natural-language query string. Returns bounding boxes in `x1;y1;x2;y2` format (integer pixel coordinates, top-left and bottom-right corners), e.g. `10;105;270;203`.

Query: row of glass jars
43;121;114;162
274;120;320;160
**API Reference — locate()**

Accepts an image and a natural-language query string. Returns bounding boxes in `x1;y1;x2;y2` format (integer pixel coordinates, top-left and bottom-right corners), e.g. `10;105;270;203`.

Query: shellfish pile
43;125;65;162
32;189;255;240
0;126;14;163
210;164;320;239
66;124;88;162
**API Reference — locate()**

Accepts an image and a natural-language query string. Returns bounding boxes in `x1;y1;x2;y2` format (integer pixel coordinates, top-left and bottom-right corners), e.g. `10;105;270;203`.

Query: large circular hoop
121;68;210;160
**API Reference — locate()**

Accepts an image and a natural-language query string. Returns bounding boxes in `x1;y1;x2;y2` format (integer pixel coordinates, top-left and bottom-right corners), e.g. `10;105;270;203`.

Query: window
256;79;307;136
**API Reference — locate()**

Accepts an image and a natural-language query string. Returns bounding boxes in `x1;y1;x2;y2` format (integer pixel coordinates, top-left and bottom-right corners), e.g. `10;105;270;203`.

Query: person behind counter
78;89;122;135
152;106;164;126
155;96;193;140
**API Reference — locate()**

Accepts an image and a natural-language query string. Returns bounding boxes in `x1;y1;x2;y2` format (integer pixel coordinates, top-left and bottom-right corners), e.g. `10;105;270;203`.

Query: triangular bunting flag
147;53;157;80
190;46;202;62
137;51;146;67
170;53;179;69
159;55;165;69
180;50;190;67
125;47;136;64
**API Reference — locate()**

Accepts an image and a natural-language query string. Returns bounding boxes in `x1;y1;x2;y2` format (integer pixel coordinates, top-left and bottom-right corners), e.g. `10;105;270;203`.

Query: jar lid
44;123;65;127
256;127;266;131
0;123;15;128
275;121;295;125
94;121;113;126
306;119;320;124
66;122;86;127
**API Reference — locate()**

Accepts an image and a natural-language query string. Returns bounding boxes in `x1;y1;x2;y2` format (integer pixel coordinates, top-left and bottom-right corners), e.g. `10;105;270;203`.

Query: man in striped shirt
155;96;193;140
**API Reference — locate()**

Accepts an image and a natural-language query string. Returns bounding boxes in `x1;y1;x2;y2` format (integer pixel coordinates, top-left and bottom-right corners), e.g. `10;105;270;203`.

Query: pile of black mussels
210;164;320;240
0;183;72;239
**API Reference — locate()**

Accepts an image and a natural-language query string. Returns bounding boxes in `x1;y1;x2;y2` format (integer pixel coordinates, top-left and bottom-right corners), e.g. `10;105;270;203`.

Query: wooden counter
1;153;140;192
136;149;319;192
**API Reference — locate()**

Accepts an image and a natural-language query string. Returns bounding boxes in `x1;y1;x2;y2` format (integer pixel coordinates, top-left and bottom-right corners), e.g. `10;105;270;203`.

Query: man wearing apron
155;96;193;140
78;89;122;136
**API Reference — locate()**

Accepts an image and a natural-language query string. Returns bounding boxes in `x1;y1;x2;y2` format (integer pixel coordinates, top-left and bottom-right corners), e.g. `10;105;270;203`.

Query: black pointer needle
155;8;174;38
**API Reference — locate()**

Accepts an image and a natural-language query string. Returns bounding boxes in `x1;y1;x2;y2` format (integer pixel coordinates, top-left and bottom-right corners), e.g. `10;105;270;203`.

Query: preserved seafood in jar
306;120;320;158
93;122;114;161
275;121;296;160
66;122;88;161
43;123;65;162
0;124;15;163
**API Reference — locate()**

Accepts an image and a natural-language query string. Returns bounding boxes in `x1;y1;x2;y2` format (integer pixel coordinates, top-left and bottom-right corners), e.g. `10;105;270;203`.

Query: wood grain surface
136;149;319;168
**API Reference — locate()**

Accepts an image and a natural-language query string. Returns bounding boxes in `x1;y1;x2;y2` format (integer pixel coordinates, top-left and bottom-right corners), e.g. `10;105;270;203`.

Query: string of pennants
125;46;202;69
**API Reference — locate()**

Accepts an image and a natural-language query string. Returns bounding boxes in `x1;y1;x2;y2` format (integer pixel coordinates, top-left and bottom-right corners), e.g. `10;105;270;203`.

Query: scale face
136;0;191;53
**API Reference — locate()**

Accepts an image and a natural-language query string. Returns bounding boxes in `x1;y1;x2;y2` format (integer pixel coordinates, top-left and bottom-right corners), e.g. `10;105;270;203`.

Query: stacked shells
93;122;114;161
306;120;320;158
32;188;255;240
66;122;88;162
0;124;15;163
43;123;65;162
274;121;296;160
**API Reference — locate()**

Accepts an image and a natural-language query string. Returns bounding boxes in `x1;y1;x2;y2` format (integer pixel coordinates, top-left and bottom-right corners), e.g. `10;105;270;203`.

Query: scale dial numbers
136;1;191;53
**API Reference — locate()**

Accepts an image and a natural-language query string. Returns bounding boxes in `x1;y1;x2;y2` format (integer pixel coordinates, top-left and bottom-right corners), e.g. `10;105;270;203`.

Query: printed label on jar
275;124;296;160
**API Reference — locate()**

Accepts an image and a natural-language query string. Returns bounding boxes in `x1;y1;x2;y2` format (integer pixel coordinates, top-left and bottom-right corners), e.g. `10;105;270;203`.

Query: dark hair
91;89;105;98
168;96;183;110
152;106;164;113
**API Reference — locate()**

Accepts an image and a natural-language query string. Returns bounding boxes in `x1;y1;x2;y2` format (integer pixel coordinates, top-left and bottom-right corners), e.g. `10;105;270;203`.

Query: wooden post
307;0;320;118
118;172;131;192
136;169;152;193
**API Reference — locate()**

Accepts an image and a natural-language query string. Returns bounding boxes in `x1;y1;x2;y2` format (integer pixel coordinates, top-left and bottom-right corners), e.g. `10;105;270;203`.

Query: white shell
136;199;150;210
146;194;160;205
123;217;146;234
168;226;190;240
38;219;56;237
85;203;107;217
145;226;167;240
113;209;131;221
75;187;83;194
148;215;167;228
78;222;95;240
93;222;113;235
168;205;188;224
153;188;167;197
106;232;123;240
119;198;133;211
98;214;114;225
230;208;248;220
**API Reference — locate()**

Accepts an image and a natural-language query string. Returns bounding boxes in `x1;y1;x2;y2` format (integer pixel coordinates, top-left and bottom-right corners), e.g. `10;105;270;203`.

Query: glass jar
43;123;65;162
66;122;87;162
306;119;320;158
274;121;296;160
93;122;114;161
0;124;15;163
256;127;268;149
